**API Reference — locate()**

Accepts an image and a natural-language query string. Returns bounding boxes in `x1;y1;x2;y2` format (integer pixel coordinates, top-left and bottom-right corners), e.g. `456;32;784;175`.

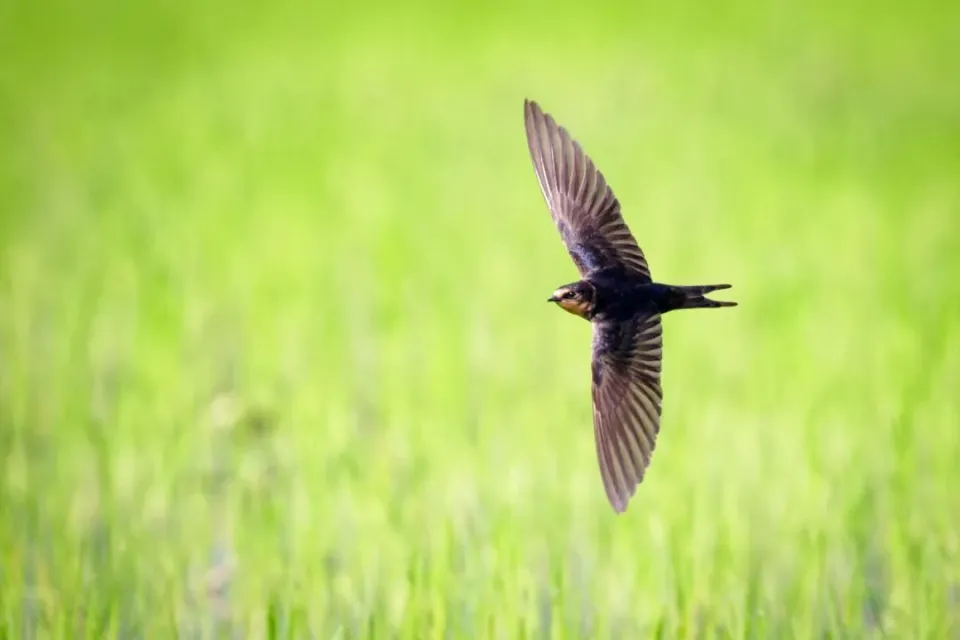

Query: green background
2;0;958;636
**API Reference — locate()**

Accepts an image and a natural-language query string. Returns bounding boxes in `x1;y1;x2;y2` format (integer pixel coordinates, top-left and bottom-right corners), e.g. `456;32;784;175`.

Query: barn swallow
524;99;736;514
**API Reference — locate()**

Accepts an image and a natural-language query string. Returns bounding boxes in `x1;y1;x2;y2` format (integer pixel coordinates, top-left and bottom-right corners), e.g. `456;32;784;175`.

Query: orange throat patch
556;298;591;319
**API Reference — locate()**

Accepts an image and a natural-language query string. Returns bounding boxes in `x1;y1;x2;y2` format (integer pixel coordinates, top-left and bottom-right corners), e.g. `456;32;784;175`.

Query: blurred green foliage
1;0;959;636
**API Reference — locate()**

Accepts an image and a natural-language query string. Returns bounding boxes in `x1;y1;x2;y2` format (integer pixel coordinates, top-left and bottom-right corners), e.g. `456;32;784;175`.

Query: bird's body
550;277;733;322
523;99;736;514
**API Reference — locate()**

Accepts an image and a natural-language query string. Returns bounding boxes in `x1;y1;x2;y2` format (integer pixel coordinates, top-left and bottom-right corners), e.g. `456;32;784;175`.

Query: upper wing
523;99;652;281
590;312;664;513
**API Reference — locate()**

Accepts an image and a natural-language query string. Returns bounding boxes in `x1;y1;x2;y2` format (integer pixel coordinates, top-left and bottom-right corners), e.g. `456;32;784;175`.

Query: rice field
1;0;959;636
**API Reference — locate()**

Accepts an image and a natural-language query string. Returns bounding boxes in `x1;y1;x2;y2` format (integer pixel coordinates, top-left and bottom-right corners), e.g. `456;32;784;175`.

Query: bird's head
547;281;595;319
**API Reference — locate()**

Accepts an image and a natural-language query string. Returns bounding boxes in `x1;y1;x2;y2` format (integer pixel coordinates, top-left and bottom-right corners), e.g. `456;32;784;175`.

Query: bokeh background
2;0;959;636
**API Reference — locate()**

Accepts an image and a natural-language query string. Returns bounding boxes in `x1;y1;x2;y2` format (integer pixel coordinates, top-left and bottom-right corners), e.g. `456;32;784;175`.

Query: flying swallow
524;99;737;513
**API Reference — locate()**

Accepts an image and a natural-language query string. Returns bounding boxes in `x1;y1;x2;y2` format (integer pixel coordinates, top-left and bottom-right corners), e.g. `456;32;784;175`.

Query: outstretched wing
591;312;664;513
523;99;652;281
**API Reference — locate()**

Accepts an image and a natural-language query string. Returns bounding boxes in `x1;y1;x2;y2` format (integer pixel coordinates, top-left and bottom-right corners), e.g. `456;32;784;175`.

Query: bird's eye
564;291;576;299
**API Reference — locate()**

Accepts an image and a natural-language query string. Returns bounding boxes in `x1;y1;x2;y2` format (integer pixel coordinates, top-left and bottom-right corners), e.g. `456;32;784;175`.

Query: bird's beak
547;295;559;303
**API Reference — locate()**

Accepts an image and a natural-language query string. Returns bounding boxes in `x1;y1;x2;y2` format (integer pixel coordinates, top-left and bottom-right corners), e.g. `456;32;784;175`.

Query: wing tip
610;495;629;514
523;98;562;137
597;432;643;515
523;97;542;123
608;483;639;514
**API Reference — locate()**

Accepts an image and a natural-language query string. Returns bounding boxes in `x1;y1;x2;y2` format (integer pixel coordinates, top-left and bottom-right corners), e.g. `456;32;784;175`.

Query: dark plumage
524;99;737;514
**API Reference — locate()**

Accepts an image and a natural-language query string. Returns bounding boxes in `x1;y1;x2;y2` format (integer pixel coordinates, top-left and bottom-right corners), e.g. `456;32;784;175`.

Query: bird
523;99;736;514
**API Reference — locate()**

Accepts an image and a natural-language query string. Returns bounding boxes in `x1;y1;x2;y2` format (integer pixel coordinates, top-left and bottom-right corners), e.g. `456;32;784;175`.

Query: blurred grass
2;0;959;636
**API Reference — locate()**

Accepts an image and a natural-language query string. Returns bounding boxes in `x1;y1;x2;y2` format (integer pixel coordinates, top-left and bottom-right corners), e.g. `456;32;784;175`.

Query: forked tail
673;284;737;309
